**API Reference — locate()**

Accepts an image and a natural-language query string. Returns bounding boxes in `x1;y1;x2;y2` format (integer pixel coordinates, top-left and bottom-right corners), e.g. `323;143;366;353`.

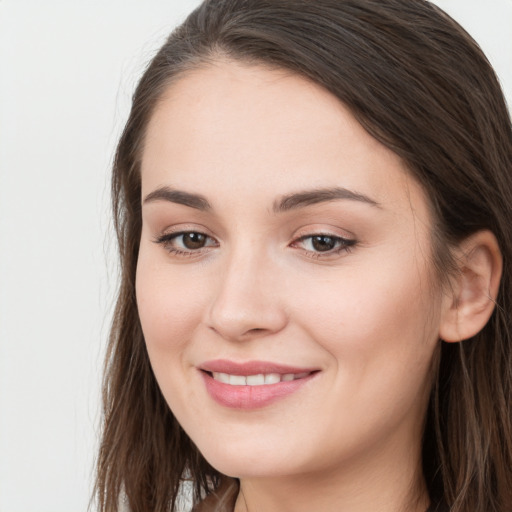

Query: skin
136;60;450;512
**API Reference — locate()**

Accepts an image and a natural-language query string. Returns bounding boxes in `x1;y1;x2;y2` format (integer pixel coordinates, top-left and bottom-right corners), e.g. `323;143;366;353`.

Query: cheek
293;266;440;452
135;255;212;420
296;255;441;388
135;254;208;357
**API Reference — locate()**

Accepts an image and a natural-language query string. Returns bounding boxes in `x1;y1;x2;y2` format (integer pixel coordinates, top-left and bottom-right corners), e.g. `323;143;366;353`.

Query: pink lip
199;359;319;410
200;359;317;376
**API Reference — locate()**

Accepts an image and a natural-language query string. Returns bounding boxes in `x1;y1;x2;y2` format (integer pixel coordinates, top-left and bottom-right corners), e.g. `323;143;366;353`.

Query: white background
0;1;510;511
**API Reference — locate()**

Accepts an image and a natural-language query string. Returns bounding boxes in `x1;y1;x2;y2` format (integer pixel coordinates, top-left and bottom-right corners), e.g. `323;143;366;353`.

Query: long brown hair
96;1;512;511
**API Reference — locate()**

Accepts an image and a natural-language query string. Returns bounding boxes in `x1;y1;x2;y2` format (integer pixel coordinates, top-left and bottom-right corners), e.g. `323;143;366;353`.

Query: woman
96;1;512;511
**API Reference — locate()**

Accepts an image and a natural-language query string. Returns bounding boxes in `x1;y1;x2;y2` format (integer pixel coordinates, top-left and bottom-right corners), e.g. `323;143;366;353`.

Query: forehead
141;60;429;221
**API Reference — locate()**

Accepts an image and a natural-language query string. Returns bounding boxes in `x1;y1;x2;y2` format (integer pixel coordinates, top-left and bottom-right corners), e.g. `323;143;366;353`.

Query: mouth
205;371;312;386
198;360;319;409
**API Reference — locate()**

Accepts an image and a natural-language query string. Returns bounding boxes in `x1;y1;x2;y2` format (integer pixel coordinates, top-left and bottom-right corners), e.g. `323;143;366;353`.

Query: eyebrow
143;186;212;211
273;187;380;213
142;185;380;213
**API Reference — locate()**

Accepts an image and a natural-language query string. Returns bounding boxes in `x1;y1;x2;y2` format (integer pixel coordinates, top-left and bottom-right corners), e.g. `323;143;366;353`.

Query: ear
439;230;502;343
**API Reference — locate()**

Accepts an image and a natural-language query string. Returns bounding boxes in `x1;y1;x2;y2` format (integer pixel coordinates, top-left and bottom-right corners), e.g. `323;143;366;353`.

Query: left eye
294;234;356;253
175;232;211;250
155;231;217;252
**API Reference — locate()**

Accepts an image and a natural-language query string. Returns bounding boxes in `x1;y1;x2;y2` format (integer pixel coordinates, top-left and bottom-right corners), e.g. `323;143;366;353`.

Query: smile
199;360;319;409
211;372;311;386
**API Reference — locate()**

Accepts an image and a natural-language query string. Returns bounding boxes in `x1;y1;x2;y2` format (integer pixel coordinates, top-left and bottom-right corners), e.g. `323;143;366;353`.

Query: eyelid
152;225;219;256
154;231;217;244
292;233;356;249
289;226;358;258
291;224;356;242
152;222;216;241
151;224;357;259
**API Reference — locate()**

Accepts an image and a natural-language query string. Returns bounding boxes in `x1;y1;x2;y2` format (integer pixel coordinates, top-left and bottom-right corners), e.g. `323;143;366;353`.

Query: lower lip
201;372;316;409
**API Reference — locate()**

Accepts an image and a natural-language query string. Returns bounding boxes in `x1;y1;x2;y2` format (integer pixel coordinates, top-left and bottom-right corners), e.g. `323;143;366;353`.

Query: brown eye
292;233;357;257
181;232;208;249
154;231;218;255
311;235;337;252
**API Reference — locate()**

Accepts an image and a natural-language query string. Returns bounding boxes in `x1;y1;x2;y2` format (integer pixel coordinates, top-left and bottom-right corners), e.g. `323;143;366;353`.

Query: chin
191;429;309;479
204;453;303;480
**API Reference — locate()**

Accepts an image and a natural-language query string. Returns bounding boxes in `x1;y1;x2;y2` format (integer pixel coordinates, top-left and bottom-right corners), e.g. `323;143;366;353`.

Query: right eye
154;231;218;255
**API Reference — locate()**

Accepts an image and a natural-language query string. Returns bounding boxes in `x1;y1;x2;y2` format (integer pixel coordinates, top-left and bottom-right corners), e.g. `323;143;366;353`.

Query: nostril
207;291;288;341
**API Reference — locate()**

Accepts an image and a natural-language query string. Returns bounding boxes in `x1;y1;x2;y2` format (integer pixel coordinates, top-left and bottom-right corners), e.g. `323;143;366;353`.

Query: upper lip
199;359;319;376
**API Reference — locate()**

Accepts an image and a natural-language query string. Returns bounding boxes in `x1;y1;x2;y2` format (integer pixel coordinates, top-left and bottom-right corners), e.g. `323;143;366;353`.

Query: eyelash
153;231;357;259
153;231;218;257
291;234;357;258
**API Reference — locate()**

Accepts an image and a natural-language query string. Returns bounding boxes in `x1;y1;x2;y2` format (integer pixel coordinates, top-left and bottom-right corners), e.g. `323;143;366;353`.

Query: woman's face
136;61;447;480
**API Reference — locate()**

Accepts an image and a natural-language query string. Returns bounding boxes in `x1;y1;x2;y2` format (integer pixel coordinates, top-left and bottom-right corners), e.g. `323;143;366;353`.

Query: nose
207;248;288;342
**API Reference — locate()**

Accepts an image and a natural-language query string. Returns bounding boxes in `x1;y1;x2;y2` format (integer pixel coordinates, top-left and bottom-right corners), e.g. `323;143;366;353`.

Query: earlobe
439;230;502;343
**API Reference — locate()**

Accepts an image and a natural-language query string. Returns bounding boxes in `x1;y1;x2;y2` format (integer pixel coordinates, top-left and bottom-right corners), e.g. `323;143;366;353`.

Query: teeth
230;375;247;385
246;374;265;385
264;373;281;384
216;372;230;384
211;372;309;386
